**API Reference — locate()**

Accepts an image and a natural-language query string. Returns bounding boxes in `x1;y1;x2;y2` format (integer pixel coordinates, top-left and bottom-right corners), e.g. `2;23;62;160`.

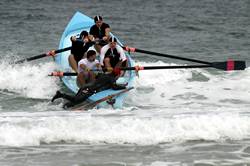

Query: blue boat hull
55;12;135;109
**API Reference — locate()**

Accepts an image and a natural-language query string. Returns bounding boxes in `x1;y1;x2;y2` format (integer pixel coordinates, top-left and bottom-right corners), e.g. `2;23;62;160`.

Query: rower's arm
99;45;109;66
70;36;77;42
105;27;111;39
96;62;102;70
80;64;87;71
117;45;127;62
88;35;94;41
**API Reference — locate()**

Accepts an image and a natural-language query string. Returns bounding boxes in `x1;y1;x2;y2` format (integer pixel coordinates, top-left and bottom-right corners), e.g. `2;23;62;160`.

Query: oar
14;38;105;64
118;61;246;71
49;62;246;77
117;64;238;71
122;46;246;69
14;46;72;64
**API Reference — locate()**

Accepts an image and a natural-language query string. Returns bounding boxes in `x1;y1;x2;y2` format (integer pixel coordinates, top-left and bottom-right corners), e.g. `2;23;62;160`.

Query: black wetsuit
51;73;126;108
71;39;94;63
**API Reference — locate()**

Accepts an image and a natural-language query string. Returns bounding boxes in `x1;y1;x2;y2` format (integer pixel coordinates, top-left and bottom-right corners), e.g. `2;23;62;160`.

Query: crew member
100;36;127;77
69;31;94;72
89;15;111;52
77;50;101;87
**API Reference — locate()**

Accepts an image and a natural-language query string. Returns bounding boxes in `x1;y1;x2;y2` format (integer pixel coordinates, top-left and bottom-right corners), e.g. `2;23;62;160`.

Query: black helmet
79;30;88;38
109;36;117;42
94;15;103;22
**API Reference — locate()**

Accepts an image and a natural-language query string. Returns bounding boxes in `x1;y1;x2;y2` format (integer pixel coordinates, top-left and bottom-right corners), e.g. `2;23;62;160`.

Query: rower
100;36;128;77
68;30;94;73
77;50;101;88
89;15;111;53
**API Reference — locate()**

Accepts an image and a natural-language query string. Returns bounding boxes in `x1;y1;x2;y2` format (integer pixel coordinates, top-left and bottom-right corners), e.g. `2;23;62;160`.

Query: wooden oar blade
212;60;246;71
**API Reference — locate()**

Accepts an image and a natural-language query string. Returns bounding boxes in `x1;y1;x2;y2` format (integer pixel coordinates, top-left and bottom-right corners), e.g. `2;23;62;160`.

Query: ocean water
1;0;250;165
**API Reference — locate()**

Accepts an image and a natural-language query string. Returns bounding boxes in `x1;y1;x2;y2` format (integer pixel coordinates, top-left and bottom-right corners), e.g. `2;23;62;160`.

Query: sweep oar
14;38;104;64
48;62;246;77
118;62;246;71
123;46;246;70
14;46;72;64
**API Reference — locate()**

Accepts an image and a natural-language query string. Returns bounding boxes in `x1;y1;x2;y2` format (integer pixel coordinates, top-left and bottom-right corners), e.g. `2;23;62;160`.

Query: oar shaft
54;46;72;54
49;65;212;77
20;54;47;62
120;65;212;70
123;46;211;65
15;54;47;64
14;46;72;64
49;60;245;77
120;61;245;71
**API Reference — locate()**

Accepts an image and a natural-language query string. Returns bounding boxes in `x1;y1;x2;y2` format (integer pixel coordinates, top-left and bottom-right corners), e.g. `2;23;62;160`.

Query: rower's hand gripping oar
48;71;77;77
123;46;246;71
14;46;72;64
